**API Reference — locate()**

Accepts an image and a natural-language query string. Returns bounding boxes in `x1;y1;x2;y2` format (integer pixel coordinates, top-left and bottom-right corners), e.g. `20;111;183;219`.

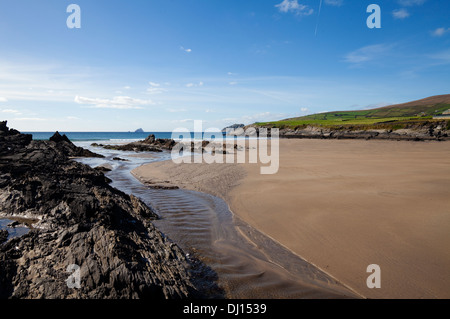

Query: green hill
256;94;450;129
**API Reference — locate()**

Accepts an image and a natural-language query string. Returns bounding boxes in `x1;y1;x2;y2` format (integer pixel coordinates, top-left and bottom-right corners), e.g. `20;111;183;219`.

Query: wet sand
106;160;357;299
132;139;450;299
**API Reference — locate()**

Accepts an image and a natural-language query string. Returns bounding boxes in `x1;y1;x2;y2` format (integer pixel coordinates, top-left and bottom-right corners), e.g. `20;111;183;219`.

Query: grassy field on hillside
255;100;450;130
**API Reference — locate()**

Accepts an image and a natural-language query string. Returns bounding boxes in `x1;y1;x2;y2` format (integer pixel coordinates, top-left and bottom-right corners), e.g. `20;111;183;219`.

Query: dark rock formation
0;122;220;299
0;121;32;156
95;165;112;173
92;134;176;152
0;230;7;244
134;128;144;133
49;131;104;158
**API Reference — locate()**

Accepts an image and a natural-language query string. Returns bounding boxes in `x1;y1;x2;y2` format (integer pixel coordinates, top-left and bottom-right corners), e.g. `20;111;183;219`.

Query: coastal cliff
0;121;218;299
248;120;450;141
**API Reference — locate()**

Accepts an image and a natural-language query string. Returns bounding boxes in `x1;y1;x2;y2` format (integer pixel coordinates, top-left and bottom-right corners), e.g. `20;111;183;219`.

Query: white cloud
0;97;7;102
324;0;343;6
149;82;160;87
392;8;410;19
275;0;314;16
344;44;392;64
180;46;192;53
74;96;152;109
229;82;238;85
431;27;450;37
300;107;309;112
123;86;131;90
66;116;80;120
397;0;426;6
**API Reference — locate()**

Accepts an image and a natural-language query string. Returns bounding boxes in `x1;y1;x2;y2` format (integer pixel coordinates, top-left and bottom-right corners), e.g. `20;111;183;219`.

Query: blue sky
0;0;449;131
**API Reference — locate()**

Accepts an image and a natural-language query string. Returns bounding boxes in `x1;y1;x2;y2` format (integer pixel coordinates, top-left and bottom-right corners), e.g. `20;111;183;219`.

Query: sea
24;131;226;142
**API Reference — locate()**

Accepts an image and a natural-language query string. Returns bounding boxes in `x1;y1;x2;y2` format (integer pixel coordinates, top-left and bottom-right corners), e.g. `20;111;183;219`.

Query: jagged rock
49;131;71;144
0;230;8;244
143;134;156;144
97;134;176;153
0;123;221;299
48;132;105;158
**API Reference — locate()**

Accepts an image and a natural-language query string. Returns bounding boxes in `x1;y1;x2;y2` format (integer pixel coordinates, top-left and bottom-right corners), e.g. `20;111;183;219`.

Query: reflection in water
0;218;31;241
76;143;358;299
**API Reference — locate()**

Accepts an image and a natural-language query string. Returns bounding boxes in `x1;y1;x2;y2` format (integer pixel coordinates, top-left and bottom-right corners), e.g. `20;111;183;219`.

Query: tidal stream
76;143;357;299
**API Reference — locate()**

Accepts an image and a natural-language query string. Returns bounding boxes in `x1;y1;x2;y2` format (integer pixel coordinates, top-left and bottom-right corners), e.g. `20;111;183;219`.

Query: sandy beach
132;139;450;299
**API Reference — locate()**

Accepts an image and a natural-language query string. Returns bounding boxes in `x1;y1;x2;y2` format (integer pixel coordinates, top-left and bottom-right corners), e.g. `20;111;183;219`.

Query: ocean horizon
23;131;226;142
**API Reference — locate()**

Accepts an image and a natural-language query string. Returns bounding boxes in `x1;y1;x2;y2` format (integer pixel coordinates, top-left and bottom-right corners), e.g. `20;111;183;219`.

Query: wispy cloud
13;117;47;121
166;108;187;113
324;0;343;6
186;81;204;88
0;97;7;102
74;96;152;109
146;81;168;94
344;44;393;65
224;111;288;125
431;27;450;37
172;118;194;124
275;0;314;16
397;0;426;6
147;87;167;94
1;108;22;115
392;8;410;19
429;49;450;65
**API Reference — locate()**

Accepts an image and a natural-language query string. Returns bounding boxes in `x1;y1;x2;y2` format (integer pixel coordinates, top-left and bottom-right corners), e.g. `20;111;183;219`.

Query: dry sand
132;139;450;299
